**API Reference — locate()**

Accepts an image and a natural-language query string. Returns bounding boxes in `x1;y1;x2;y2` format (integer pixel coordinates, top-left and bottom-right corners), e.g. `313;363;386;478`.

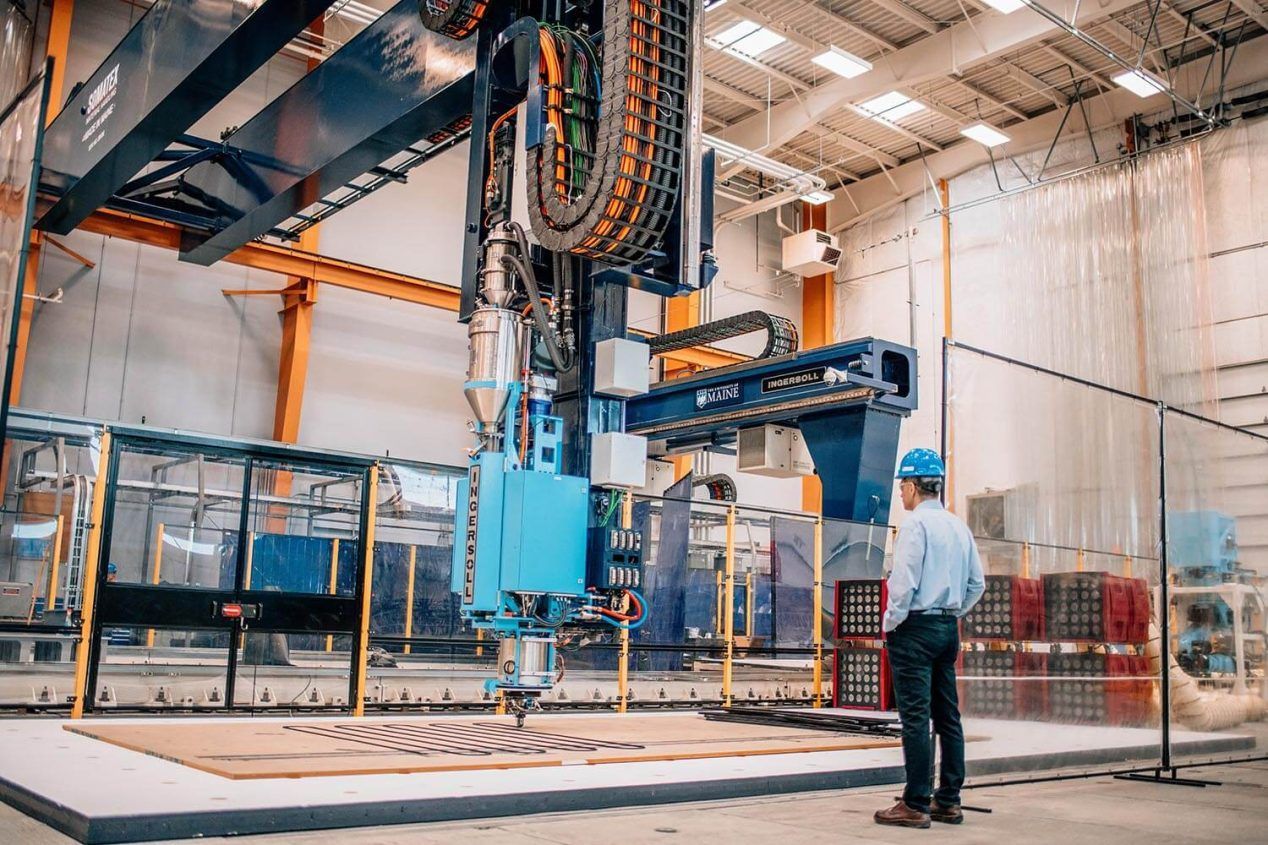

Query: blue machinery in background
33;1;918;721
1167;511;1258;677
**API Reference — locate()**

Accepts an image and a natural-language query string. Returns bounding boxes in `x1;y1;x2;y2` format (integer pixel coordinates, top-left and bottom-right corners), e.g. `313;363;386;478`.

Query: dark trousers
887;614;965;812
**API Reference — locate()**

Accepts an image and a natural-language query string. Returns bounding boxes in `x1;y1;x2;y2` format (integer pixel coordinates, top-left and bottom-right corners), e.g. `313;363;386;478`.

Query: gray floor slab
2;762;1265;845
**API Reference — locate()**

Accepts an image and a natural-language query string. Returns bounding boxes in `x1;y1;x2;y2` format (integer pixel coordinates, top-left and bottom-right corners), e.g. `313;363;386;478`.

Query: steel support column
665;292;701;481
801;203;834;512
44;0;74;126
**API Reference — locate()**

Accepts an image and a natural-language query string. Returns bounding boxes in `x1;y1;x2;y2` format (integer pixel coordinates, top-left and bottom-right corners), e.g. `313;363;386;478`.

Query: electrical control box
737;424;814;478
587;524;644;590
590;431;648;488
594;337;650;398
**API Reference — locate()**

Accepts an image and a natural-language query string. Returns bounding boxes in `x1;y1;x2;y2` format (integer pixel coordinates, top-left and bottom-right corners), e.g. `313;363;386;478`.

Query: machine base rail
700;707;903;739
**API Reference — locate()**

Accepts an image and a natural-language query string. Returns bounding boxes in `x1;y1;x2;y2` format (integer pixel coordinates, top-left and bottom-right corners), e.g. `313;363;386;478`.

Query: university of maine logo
695;383;742;410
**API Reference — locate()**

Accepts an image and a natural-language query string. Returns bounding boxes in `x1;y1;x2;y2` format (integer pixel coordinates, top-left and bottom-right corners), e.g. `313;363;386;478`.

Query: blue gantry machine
33;0;918;720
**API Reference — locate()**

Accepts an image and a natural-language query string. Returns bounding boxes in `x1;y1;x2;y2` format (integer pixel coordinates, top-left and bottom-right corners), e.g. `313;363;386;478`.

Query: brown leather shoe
930;803;964;824
874;800;931;829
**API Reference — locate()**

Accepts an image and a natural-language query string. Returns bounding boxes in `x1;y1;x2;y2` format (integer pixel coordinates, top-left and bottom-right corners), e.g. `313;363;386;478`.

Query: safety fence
946;339;1268;778
1;369;1263;781
0;409;878;717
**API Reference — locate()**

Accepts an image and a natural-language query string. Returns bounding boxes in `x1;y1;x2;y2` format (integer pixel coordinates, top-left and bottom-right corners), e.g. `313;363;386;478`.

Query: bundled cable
418;0;489;40
526;0;692;265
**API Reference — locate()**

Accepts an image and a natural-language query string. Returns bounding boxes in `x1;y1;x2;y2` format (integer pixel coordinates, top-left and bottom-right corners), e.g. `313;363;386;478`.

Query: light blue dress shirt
883;500;985;632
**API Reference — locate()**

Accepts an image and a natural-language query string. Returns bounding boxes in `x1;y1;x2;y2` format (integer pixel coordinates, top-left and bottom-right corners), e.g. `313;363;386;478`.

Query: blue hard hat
106;562;117;574
896;448;945;478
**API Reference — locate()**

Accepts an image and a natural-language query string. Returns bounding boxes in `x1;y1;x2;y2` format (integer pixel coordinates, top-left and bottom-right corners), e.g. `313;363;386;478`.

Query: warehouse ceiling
115;0;1268;226
696;0;1268;221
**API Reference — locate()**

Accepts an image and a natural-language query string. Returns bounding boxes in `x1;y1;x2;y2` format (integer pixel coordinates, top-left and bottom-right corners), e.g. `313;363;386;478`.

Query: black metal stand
1114;768;1222;788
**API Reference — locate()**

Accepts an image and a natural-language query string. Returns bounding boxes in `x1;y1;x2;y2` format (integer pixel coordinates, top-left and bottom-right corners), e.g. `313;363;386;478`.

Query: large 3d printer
29;0;918;718
424;2;917;720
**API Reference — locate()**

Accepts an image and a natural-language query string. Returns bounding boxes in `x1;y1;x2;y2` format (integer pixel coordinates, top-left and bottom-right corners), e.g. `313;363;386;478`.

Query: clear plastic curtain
0;60;44;441
1;4;33;109
948;145;1215;555
999;144;1213;408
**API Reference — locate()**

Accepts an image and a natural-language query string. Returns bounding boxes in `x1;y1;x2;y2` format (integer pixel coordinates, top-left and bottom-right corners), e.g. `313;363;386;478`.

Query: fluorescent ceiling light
1112;68;1168;98
714;20;786;57
979;0;1026;12
703;0;728;9
801;191;834;205
857;91;925;122
960;121;1010;147
812;45;872;79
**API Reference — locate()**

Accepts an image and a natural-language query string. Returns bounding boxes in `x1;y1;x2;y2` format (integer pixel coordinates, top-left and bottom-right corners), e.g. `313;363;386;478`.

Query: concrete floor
3;762;1265;844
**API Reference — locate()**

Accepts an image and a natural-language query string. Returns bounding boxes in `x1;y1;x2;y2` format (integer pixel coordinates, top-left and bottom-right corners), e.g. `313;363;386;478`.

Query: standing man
874;449;984;829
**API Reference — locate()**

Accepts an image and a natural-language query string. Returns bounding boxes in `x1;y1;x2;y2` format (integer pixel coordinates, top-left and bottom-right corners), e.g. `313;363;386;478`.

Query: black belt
910;608;957;617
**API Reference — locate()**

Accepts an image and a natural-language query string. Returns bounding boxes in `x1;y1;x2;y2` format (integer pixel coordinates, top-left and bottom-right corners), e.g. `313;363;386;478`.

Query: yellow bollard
722;505;736;707
1021;541;1031;580
812;518;824;708
352;465;380;717
745;571;754;637
403;545;417;655
46;514;65;613
714;569;723;634
325;538;340;653
146;523;164;648
71;431;112;719
617;493;634;713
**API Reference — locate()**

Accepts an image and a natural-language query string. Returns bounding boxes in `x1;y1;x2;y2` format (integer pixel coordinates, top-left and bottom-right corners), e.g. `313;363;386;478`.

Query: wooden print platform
64;715;900;780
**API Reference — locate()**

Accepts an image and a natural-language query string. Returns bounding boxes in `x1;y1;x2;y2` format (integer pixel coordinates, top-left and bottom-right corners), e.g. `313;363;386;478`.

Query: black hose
507;222;575;373
500;255;573;373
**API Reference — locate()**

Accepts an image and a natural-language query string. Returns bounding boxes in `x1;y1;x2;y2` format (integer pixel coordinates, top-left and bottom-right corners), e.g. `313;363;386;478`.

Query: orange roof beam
74;209;749;372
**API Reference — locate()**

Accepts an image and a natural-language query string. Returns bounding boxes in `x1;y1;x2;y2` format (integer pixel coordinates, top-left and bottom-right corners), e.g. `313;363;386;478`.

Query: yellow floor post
352;465;380;717
813;517;824;708
1076;548;1085;572
240;532;255;650
244;532;255;588
71;431;112;719
146;523;164;648
714;569;723;633
404;545;417;655
47;514;65;613
722;505;736;707
325;538;340;653
1022;541;1031;580
1123;554;1133;578
618;493;634;713
745;571;754;637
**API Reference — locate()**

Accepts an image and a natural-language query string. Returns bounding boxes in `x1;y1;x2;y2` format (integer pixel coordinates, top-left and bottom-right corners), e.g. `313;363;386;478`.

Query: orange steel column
45;0;75;126
272;19;326;446
273;270;317;445
665;291;700;481
10;235;41;406
800;203;833;513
